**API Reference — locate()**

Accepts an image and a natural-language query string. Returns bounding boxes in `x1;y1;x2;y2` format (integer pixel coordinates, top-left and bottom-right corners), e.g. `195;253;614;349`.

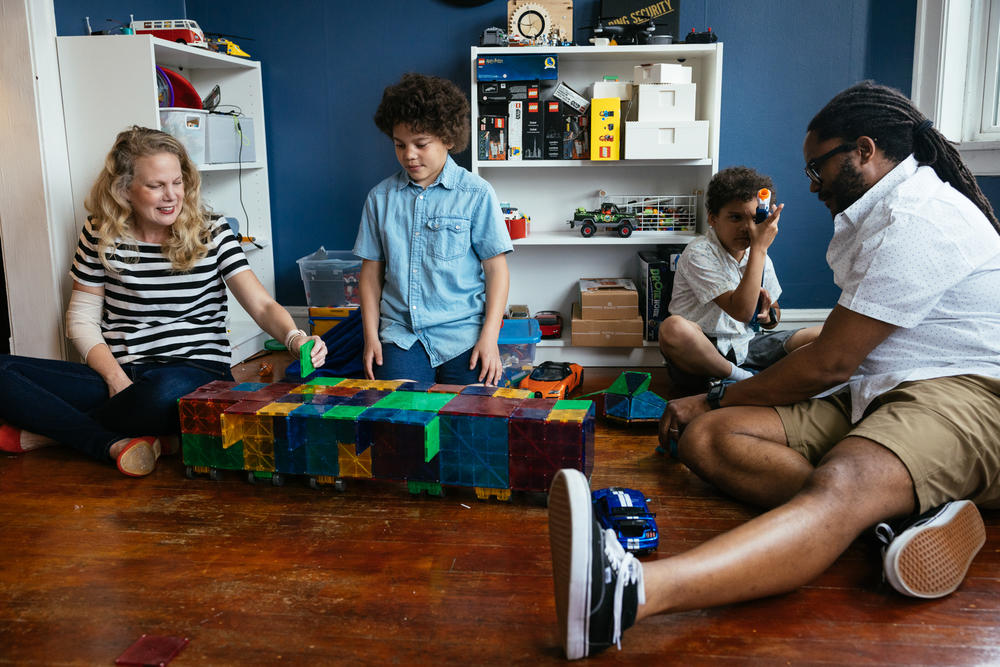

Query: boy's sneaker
548;468;646;660
876;500;985;599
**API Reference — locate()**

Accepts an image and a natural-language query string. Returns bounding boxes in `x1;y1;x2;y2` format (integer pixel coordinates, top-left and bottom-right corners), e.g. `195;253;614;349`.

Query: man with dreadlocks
545;81;1000;660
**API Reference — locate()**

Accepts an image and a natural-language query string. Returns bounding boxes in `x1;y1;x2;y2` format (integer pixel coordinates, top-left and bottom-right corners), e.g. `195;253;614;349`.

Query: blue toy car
592;487;659;554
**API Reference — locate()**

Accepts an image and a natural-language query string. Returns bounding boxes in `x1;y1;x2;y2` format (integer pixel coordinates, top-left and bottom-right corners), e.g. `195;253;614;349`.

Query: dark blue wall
54;0;996;309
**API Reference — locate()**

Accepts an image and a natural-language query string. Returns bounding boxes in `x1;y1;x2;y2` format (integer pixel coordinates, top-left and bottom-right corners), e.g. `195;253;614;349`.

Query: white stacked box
635;83;697;121
633;63;692;84
624;121;709;159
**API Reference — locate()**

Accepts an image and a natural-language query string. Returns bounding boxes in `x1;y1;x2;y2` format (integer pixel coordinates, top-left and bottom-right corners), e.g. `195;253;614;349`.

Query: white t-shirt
827;155;1000;422
670;228;781;364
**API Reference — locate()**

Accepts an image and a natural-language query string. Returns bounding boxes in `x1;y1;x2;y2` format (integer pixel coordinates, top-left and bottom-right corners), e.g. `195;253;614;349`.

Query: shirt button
419;195;424;200
412;269;417;273
411;306;416;310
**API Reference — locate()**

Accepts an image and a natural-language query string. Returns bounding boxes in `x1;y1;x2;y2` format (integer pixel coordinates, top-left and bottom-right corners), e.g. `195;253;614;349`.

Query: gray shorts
713;329;797;370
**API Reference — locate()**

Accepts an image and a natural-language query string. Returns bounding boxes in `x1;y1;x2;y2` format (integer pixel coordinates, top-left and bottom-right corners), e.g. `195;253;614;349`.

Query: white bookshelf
471;44;723;366
56;35;274;363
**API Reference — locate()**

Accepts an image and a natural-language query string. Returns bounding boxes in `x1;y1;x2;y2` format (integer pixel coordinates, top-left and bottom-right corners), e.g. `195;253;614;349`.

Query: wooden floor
1;359;998;665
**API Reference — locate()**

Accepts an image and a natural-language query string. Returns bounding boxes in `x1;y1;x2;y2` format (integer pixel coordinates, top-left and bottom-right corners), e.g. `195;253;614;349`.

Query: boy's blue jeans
0;354;232;463
374;341;481;385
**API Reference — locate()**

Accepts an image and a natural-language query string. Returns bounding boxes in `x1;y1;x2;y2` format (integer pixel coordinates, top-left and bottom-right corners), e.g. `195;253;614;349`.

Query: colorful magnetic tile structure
178;378;595;497
579;372;667;423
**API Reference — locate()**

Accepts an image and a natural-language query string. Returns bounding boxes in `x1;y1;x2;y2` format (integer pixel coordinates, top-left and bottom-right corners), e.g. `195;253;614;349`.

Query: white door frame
0;0;76;359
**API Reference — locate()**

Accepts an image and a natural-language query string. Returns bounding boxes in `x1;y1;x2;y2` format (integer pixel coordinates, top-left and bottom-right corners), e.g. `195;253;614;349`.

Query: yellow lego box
590;98;621;161
308;306;359;336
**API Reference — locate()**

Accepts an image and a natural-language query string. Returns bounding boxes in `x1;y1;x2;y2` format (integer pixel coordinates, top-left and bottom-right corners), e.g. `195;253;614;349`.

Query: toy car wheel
246;471;256;484
208;468;222;482
581;221;597;238
334;479;346;492
618;221;634;238
271;472;284;487
184;466;195;479
308;477;318;489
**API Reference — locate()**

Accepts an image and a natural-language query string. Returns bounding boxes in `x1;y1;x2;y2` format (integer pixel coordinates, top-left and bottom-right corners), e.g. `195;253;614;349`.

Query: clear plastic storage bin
497;317;541;387
296;247;362;307
159;108;208;164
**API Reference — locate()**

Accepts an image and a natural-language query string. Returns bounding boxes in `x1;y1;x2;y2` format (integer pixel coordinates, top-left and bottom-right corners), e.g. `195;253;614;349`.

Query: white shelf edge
472;44;721;57
513;231;695;245
198;161;265;172
475;158;713;168
149;35;260;70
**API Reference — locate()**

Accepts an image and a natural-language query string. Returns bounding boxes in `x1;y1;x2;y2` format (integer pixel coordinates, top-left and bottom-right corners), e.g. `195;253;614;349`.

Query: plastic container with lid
497;317;541;387
296;247;362;307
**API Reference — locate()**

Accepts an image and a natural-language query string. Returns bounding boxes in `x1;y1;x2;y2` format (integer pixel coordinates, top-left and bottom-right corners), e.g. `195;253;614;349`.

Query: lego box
476;53;558;81
508;101;523;161
590;98;621;161
579;278;639;320
478;116;507;160
636;247;684;341
571;302;643;347
553;81;589;114
523;100;545;160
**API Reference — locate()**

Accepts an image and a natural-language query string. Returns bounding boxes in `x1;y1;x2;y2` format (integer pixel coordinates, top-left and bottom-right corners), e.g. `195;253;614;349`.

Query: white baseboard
280;307;832;368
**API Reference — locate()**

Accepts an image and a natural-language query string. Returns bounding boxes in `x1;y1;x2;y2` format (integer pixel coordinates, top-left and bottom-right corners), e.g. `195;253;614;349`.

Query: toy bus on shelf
131;19;207;47
178;377;595;500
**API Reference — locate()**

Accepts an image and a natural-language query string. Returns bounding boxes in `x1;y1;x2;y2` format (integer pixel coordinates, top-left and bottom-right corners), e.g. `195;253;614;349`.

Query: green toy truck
569;202;636;238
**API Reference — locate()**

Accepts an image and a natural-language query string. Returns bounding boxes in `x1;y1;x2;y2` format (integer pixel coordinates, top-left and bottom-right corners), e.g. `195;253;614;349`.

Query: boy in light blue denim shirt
354;73;513;385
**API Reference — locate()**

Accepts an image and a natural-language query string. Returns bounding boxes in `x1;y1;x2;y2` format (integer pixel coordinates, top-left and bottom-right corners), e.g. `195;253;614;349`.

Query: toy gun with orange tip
755;188;771;224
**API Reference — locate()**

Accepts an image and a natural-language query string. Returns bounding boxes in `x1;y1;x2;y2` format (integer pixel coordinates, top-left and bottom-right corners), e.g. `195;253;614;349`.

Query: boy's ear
706;212;718;227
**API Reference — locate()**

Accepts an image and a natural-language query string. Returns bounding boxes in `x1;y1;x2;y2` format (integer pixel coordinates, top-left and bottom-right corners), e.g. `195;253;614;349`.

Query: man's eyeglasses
804;143;856;185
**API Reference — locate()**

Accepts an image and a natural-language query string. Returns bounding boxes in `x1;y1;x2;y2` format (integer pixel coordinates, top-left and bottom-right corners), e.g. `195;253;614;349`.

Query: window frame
912;0;1000;175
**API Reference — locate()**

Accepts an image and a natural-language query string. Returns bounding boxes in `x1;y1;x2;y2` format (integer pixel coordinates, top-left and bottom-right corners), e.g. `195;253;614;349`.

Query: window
912;0;1000;175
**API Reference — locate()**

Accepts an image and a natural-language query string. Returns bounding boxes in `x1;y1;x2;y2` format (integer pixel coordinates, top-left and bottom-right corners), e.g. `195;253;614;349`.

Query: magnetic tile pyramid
178;378;595;497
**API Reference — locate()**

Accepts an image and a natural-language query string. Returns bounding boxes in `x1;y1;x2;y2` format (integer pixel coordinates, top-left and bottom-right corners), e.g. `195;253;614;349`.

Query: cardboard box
624;120;709;159
590;98;621;161
478;116;507;160
553;81;589;114
476;53;558;81
636;247;685;341
571;302;643;347
523;99;545;159
635;83;697;122
563;111;589;159
633;63;692;84
508;101;523;161
544;100;563;160
579;277;639;319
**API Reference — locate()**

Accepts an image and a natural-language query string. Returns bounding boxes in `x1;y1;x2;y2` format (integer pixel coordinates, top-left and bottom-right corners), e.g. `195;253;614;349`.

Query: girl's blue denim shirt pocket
426;216;472;261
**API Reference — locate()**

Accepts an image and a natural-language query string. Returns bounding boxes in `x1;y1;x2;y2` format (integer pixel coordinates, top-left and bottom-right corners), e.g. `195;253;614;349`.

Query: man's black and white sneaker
876;500;985;599
548;468;646;660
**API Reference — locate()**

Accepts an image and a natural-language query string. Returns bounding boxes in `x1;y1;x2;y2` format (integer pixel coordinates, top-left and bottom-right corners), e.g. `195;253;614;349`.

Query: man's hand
661;392;711;440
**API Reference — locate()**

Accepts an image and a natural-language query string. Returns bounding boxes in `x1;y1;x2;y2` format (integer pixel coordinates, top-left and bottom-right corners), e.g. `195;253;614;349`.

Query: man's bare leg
637;437;915;618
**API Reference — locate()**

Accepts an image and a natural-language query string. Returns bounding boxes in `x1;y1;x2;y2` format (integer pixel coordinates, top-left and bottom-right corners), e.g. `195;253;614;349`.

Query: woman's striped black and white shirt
70;217;250;365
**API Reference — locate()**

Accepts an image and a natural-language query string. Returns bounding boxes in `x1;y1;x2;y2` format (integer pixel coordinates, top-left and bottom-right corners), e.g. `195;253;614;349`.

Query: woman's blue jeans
0;354;232;463
374;341;481;385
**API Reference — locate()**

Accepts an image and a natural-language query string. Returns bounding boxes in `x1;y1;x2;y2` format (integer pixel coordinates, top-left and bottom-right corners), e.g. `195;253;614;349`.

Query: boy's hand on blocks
471;340;503;386
748;202;782;251
363;339;383;381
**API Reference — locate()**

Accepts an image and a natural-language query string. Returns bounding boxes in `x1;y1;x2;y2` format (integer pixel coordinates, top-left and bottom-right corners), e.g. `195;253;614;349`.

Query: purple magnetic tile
223;400;272;415
439;394;522;418
459;385;498;396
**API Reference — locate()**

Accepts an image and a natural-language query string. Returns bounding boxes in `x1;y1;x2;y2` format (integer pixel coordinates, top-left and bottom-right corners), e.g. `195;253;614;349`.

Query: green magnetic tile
306;377;346;386
323;404;370;420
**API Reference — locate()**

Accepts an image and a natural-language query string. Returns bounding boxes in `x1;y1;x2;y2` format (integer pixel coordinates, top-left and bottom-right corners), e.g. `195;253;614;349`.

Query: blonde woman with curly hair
0;126;326;476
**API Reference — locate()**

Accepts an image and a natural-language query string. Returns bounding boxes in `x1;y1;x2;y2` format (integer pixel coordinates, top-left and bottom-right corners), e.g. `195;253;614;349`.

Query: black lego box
523;99;545;159
544;100;563;160
563;111;589;159
636;246;685;341
477;81;511;116
478;116;507;161
601;0;680;38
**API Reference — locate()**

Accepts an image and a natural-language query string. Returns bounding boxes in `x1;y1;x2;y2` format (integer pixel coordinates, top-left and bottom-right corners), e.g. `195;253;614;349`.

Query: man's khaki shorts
775;374;1000;513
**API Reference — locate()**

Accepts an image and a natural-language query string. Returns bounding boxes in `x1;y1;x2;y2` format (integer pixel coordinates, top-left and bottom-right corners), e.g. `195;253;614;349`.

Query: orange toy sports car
519;361;584;400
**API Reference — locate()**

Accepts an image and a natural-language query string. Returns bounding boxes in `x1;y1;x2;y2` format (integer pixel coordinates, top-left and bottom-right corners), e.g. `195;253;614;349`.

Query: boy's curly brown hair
373;73;470;153
705;166;775;216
